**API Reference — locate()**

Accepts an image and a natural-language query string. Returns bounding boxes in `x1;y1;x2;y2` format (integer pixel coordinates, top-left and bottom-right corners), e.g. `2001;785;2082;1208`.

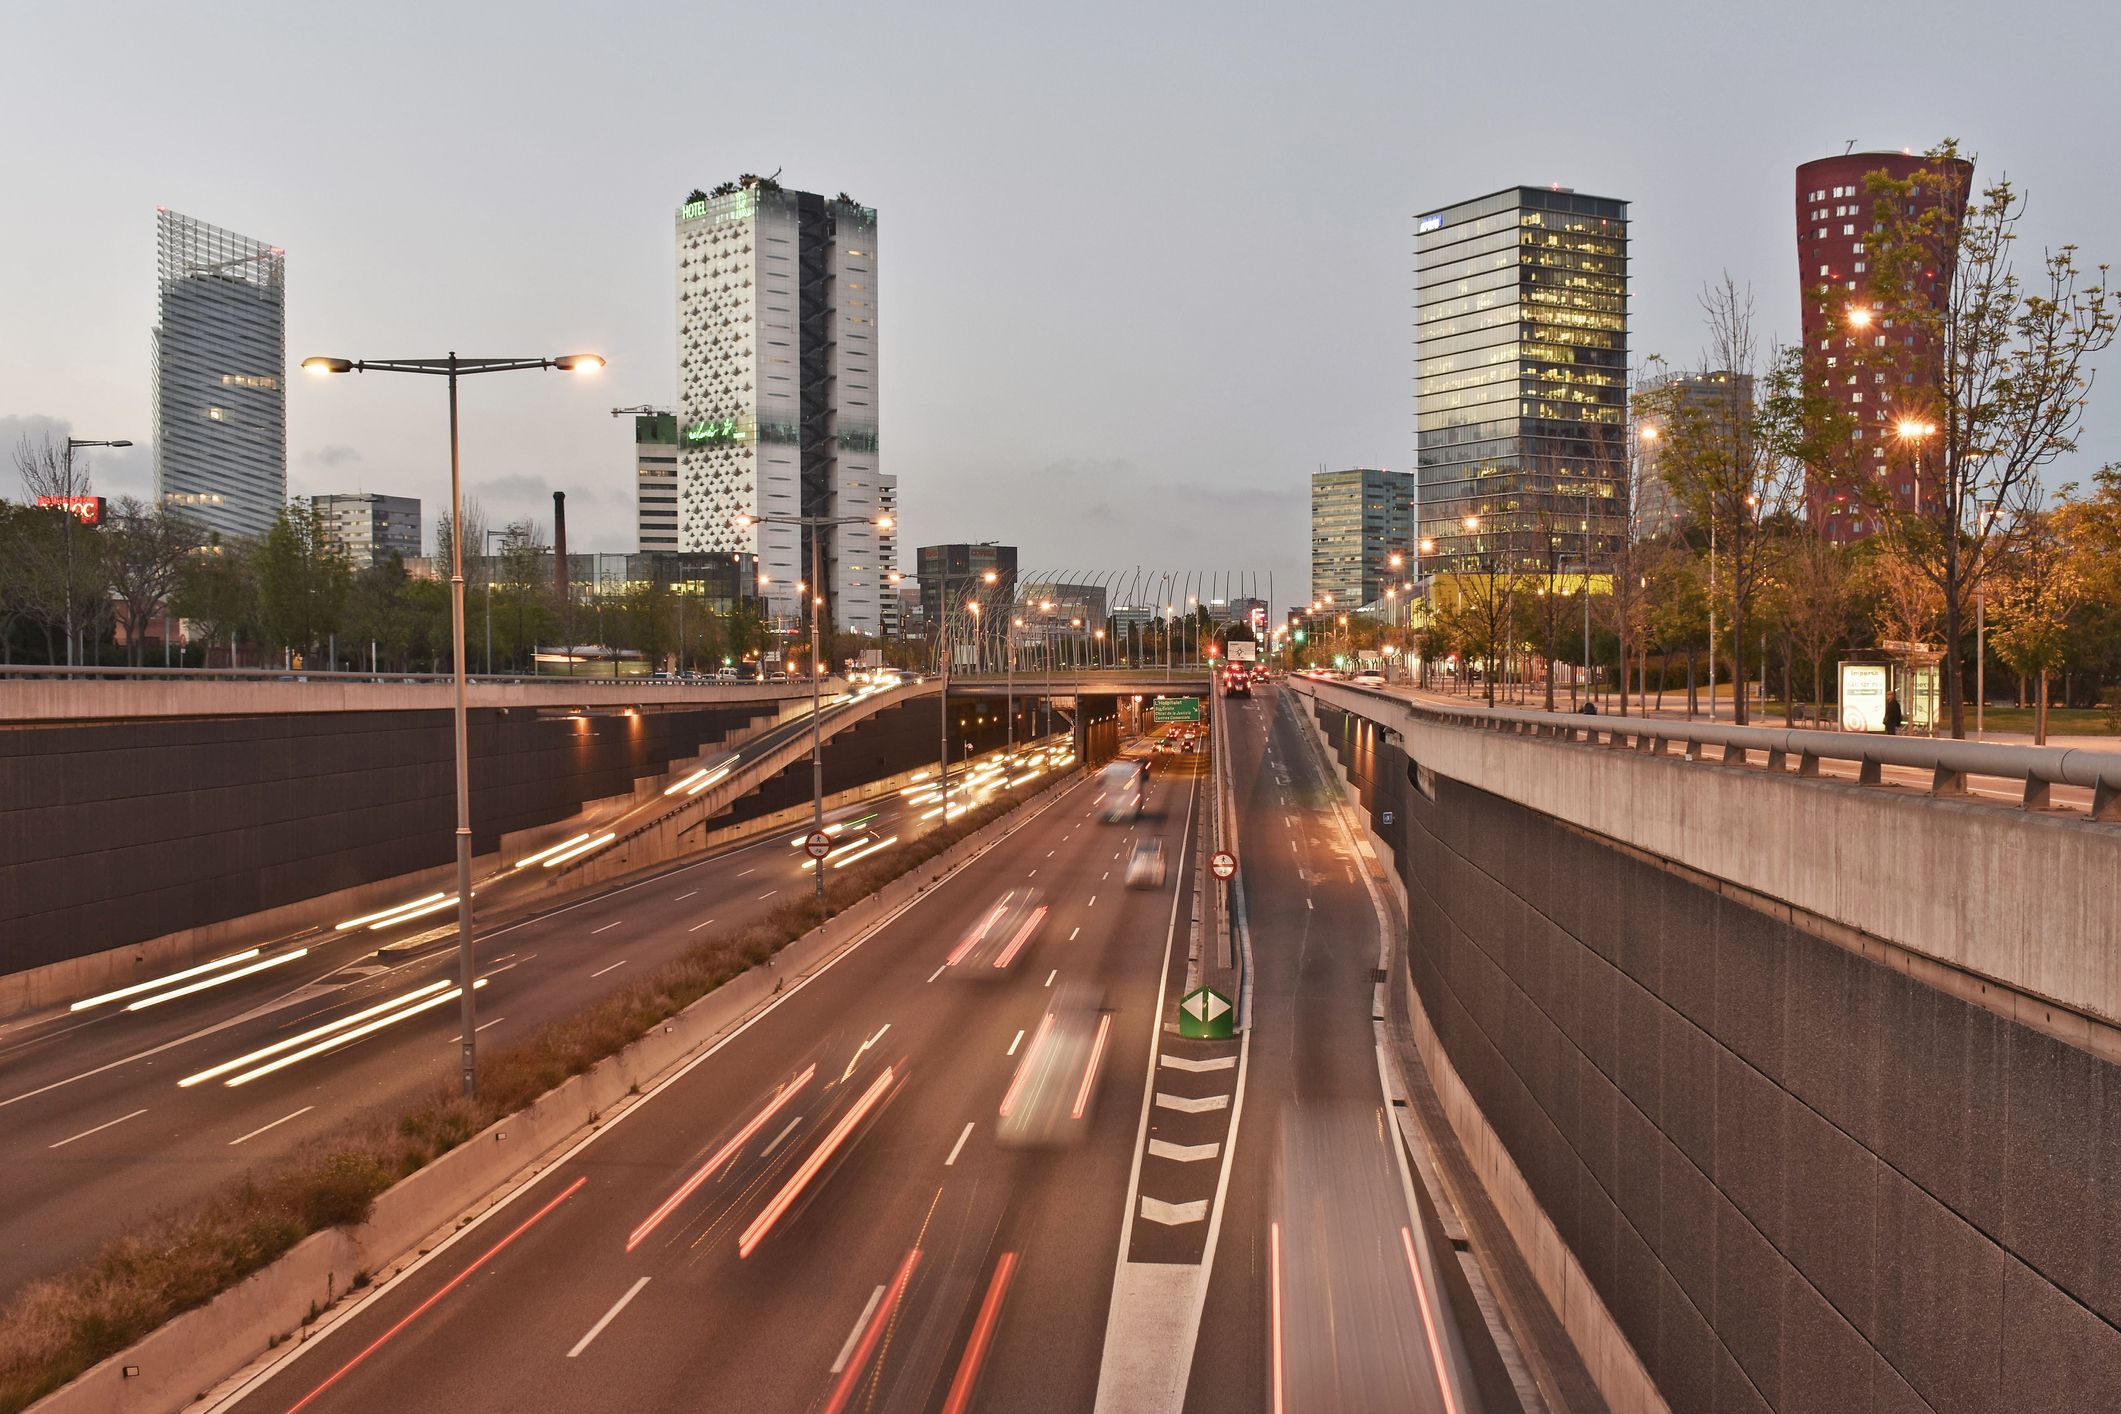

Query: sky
5;0;2118;607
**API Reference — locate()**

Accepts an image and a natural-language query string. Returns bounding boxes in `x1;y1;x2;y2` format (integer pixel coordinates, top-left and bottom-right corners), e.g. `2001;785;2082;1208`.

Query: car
1351;669;1387;686
768;671;789;684
1124;839;1167;889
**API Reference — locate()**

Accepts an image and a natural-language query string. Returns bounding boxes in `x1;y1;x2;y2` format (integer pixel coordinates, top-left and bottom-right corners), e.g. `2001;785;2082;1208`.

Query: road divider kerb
28;767;1091;1414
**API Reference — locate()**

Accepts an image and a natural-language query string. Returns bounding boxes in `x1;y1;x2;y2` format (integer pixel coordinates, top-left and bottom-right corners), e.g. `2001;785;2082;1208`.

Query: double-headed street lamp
59;438;132;667
734;511;893;898
303;351;604;1098
937;567;998;817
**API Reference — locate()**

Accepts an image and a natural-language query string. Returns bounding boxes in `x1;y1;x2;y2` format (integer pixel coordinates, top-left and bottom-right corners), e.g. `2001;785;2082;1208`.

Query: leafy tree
102;499;209;666
171;535;256;666
254;506;351;665
1991;497;2089;743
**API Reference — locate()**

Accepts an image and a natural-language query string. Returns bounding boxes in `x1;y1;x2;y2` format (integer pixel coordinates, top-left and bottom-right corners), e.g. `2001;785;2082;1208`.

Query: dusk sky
6;0;2117;604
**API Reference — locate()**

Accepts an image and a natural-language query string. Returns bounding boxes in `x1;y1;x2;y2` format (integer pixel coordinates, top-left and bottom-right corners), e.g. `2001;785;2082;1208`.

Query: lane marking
1102;871;1109;881
823;1249;920;1413
1147;1138;1219;1163
49;1107;149;1150
737;868;756;878
759;891;778;900
761;1115;803;1159
448;1017;505;1041
1045;970;1057;988
1069;927;1081;942
229;1105;315;1147
1087;895;1097;908
1139;1196;1209;1225
1159;1053;1237;1073
1155;1091;1229;1113
1029;868;1038;877
590;920;623;936
674;891;698;902
284;1177;587;1411
566;1277;651;1359
831;1283;887;1374
925;963;948;984
945;1122;974;1167
1007;1029;1026;1056
686;918;718;933
627;1065;816;1252
590;960;627;978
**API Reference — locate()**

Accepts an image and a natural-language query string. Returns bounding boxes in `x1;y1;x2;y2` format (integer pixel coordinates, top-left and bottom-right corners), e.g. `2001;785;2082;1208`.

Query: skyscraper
1415;187;1629;574
674;176;892;635
1795;151;1972;543
303;493;421;568
1309;468;1415;610
152;209;286;541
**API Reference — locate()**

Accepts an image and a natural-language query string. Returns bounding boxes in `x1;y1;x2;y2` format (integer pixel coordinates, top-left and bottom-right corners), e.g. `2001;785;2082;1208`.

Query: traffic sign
804;831;835;860
1151;696;1201;724
1210;851;1236;880
1179;985;1234;1039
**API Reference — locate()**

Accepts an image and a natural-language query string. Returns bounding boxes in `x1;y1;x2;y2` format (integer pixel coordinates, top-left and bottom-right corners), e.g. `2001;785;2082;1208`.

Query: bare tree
14;434;105;664
1780;526;1856;723
103;499;209;666
1861;141;2120;736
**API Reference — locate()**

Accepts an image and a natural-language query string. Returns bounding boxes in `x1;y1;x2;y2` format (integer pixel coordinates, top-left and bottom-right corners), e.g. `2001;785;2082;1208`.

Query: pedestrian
1582;698;1598;717
1883;690;1903;735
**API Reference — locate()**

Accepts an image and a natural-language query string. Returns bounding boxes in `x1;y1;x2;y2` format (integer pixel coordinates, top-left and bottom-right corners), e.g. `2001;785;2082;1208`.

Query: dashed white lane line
591;920;623;935
229;1105;314;1147
945;1122;975;1167
1045;970;1058;988
1069;927;1081;942
686;918;718;933
737;868;757;878
1307;898;1314;910
1102;871;1109;881
1047;850;1056;858
591;959;628;978
1029;869;1038;877
1088;895;1097;908
1154;1092;1230;1114
449;1018;506;1042
568;1277;651;1359
759;891;778;900
833;1284;889;1373
761;1116;803;1159
1007;1029;1026;1056
50;1108;148;1149
926;963;948;984
674;891;698;902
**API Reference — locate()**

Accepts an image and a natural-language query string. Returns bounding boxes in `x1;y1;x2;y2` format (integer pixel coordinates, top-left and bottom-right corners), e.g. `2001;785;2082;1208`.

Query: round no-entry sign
805;831;835;860
1210;850;1237;880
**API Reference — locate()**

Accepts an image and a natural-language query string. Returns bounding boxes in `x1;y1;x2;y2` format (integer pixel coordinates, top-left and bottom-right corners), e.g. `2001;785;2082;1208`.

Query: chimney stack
552;492;570;607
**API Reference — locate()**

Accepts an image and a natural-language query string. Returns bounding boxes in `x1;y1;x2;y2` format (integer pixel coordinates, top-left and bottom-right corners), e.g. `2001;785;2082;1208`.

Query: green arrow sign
1178;985;1234;1039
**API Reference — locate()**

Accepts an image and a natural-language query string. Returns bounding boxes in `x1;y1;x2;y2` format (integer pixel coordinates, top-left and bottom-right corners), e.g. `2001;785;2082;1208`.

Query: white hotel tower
674;177;894;636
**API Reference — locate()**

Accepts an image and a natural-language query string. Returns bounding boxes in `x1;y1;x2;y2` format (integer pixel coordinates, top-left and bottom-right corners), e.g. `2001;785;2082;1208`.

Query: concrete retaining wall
30;768;1085;1414
1308;696;2121;1414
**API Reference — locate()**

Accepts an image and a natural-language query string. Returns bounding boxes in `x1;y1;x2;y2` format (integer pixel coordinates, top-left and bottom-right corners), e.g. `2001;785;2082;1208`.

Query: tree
1991;496;2088;743
1644;545;1709;715
254;506;351;665
1779;526;1856;723
171;535;257;667
13;435;108;664
1433;566;1514;707
1857;540;1943;651
102;499;209;666
1860;140;2120;737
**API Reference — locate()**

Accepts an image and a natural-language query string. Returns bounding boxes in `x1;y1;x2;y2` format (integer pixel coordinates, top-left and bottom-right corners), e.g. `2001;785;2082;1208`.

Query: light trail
222;981;485;1087
365;895;459;930
125;949;310;1011
1072;1012;1113;1118
821;1247;920;1414
991;906;1048;969
541;832;616;868
947;903;1009;967
626;1065;815;1251
68;949;261;1012
179;980;453;1087
738;1065;895;1258
997;1014;1054;1119
939;1251;1019;1414
335;892;450;930
831;835;899;869
1404;1226;1463;1414
684;764;733;795
1271;1220;1286;1414
514;836;590;868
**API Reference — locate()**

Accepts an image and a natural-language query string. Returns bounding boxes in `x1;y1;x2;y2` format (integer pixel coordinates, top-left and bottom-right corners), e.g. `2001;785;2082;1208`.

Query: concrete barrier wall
0;677;813;723
32;768;1085;1414
2;704;773;977
1309;698;2121;1414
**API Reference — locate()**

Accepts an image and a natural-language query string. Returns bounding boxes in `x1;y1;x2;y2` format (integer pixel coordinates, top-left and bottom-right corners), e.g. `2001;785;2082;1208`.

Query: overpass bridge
1287;677;2121;1414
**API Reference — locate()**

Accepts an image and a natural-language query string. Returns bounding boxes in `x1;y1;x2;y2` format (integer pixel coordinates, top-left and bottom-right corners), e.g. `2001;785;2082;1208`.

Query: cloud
1;414;155;502
314;444;363;468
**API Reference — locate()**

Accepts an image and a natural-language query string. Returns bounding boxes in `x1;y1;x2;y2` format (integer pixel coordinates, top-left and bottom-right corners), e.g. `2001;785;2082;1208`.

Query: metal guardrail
1299;680;2121;823
0;663;828;689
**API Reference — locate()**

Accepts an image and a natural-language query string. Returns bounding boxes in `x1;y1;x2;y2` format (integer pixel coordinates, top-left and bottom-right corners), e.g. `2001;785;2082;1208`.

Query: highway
213;750;1207;1414
0;724;1065;1299
1179;683;1473;1413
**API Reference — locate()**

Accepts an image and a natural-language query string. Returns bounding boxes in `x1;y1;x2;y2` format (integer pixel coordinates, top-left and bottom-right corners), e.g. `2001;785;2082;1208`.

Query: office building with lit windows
1795;151;1971;543
304;493;421;568
1414;187;1629;573
1309;468;1415;610
630;412;680;551
152;209;287;542
673;177;892;635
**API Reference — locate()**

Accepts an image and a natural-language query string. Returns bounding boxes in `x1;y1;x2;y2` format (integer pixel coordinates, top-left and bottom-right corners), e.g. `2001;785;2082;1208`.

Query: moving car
1351;669;1387;686
1099;760;1146;821
1124;839;1166;889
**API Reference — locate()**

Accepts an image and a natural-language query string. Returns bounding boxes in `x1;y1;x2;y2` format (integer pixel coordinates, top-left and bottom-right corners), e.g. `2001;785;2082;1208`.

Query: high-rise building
1415;187;1629;573
1309;468;1415;610
630;412;680;551
877;474;900;637
152;209;286;541
1795;151;1972;543
916;543;1017;626
1632;370;1754;536
673;177;888;634
304;493;421;568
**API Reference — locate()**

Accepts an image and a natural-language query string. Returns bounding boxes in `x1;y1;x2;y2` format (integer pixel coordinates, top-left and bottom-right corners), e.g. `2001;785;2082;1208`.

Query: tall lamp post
303;351;604;1098
737;511;894;898
60;437;132;667
937;566;998;819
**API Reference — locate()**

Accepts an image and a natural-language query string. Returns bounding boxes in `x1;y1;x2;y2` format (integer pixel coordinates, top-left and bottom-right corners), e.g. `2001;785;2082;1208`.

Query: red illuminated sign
37;496;105;525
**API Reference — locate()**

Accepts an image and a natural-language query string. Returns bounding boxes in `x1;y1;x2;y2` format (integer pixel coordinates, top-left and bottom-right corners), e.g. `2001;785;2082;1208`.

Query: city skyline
5;0;2117;601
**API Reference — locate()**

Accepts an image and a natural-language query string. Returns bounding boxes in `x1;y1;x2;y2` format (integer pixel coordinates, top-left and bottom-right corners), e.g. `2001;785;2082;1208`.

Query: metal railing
1299;679;2121;823
0;663;831;690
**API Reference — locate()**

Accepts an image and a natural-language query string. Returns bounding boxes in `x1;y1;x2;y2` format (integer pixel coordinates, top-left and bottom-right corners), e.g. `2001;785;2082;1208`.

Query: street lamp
303;350;603;1098
58;438;132;667
735;510;893;897
937;566;998;818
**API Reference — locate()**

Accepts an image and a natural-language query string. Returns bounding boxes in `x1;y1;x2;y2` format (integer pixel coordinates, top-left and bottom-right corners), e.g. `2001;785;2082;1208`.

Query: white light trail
221;981;487;1087
69;949;261;1012
125;949;310;1012
541;832;616;868
178;980;454;1087
335;892;449;930
831;835;900;869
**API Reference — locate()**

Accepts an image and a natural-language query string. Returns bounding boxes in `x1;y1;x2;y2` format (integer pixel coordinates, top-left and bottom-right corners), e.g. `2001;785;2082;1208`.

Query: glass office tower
1414;187;1628;573
152;209;287;542
1309;467;1416;610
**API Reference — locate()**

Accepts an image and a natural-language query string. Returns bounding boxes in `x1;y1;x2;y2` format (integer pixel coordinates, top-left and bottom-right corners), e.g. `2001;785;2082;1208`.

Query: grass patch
0;783;1045;1413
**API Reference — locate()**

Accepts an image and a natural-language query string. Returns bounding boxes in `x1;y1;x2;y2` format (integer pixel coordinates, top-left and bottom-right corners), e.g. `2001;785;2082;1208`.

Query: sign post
1210;850;1236;881
804;831;834;861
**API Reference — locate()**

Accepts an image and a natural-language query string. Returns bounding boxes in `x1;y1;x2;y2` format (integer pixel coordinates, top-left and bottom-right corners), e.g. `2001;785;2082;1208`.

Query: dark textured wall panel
1310;708;2121;1414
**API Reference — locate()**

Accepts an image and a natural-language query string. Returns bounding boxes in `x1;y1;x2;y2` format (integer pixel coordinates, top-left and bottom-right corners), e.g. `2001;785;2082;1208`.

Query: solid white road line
50;1108;148;1149
567;1278;651;1359
591;921;623;935
1007;1029;1026;1056
832;1284;888;1373
945;1122;974;1167
229;1106;315;1147
590;960;628;978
